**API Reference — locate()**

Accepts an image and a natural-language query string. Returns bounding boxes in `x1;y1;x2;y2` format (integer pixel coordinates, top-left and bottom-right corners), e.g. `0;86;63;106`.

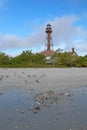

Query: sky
0;0;87;57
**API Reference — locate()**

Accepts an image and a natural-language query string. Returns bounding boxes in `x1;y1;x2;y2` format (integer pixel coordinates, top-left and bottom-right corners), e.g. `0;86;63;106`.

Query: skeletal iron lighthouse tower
45;24;53;51
41;24;54;57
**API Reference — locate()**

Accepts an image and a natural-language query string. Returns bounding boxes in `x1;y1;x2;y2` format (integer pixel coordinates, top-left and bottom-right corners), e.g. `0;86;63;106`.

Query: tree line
0;50;87;68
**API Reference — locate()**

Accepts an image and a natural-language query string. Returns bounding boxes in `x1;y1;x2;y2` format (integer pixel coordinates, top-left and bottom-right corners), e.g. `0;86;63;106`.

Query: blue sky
0;0;87;56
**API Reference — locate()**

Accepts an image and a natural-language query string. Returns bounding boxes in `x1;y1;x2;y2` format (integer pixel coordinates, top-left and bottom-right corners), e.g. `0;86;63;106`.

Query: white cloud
49;16;87;55
0;32;46;54
0;15;87;56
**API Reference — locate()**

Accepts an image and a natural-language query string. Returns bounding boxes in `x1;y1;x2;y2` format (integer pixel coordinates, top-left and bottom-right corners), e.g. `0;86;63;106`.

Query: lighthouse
41;24;54;58
45;23;53;50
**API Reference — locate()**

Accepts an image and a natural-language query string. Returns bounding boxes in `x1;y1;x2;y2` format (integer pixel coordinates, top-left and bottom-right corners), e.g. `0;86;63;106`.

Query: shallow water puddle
0;87;87;130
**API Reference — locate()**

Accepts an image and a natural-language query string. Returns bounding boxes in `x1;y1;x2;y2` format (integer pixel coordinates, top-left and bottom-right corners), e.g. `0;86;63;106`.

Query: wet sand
0;68;87;130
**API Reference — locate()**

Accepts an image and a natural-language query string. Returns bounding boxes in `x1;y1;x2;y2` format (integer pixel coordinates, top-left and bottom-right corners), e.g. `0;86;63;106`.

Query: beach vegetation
0;50;87;68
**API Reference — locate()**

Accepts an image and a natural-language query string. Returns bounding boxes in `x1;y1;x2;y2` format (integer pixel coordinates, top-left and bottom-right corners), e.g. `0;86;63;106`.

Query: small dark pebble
56;118;58;120
45;97;48;100
33;111;37;114
60;93;63;96
21;111;24;114
32;106;41;113
59;112;62;115
0;92;3;95
27;97;30;100
34;106;40;111
71;98;74;101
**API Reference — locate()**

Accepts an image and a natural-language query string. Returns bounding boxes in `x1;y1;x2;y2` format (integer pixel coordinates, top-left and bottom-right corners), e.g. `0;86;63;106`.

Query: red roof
41;50;54;57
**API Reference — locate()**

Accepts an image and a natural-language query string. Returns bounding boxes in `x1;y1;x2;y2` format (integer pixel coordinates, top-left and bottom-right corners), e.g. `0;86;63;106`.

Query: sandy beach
0;68;87;130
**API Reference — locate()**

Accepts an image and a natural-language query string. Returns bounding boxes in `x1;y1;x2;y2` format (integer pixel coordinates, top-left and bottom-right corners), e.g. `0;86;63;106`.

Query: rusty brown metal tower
45;24;53;51
41;24;54;57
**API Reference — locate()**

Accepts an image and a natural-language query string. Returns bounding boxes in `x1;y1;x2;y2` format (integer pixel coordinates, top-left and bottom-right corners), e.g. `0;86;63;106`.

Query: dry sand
0;68;87;90
0;68;87;130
